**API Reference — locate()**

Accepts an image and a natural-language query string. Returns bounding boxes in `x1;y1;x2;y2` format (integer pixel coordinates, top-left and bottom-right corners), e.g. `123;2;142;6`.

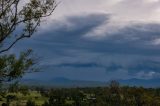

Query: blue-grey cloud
55;62;100;68
13;13;160;81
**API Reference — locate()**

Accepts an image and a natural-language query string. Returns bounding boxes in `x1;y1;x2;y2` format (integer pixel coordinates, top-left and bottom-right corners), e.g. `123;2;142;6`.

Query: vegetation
0;81;160;106
0;0;57;84
0;1;160;106
0;0;57;104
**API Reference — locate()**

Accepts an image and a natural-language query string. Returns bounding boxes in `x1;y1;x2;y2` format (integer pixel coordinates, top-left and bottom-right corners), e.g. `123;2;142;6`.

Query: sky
12;0;160;82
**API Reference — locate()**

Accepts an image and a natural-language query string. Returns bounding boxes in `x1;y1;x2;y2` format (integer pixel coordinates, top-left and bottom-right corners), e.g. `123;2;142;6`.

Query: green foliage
0;0;57;85
48;90;66;106
0;49;36;83
26;99;36;106
0;0;57;53
19;85;29;95
8;81;19;93
42;101;50;106
0;86;160;106
40;86;160;106
6;94;17;106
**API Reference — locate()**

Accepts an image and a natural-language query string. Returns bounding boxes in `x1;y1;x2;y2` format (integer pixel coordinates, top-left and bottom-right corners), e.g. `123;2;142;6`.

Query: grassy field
0;91;47;106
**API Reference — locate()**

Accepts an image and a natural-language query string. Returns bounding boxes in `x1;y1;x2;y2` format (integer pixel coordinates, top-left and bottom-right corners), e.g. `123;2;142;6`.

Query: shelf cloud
13;0;160;82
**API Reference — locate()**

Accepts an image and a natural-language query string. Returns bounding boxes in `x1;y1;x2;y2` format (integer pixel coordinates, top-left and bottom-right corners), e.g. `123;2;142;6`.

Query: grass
0;91;47;106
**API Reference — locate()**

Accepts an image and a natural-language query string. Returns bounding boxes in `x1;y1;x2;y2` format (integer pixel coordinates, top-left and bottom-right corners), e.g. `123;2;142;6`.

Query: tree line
1;81;160;106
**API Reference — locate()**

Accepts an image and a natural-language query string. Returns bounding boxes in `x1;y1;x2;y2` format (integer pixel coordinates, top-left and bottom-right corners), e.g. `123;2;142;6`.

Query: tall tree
0;0;57;83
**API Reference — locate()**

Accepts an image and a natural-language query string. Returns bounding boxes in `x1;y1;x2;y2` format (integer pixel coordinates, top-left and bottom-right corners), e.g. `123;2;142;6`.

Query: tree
19;85;29;95
6;94;17;106
109;80;120;94
0;0;57;83
8;81;19;93
0;49;37;83
26;99;36;106
48;90;66;106
0;0;57;53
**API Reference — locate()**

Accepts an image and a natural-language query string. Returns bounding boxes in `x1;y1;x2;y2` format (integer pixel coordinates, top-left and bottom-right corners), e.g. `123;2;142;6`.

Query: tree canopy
0;0;57;53
0;0;57;83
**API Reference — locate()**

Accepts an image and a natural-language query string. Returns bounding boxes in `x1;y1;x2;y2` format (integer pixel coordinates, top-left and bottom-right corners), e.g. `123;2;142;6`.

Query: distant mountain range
20;77;160;88
20;77;107;87
119;78;160;88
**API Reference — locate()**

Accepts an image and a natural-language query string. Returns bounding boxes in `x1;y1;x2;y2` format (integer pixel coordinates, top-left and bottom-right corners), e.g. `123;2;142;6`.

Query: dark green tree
0;49;37;82
19;85;29;95
48;90;65;106
26;99;36;106
6;94;17;106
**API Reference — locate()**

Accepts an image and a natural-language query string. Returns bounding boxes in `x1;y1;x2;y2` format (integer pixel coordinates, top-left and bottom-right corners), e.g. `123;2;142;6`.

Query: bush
42;101;50;106
26;99;36;106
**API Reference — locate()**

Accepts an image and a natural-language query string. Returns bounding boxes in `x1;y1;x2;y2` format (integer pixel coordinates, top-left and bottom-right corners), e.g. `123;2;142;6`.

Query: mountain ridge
20;77;160;88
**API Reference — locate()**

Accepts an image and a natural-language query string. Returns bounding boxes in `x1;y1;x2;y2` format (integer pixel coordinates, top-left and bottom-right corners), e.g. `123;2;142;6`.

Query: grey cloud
105;60;160;73
14;13;160;81
55;62;100;68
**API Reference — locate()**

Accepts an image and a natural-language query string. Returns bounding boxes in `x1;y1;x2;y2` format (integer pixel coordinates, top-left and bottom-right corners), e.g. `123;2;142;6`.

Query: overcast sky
13;0;160;82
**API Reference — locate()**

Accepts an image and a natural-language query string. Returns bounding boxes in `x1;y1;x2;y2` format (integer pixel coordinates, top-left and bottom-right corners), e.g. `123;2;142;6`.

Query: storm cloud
11;0;160;82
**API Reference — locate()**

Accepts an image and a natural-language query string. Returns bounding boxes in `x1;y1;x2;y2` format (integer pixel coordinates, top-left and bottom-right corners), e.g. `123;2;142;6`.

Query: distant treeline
0;81;160;106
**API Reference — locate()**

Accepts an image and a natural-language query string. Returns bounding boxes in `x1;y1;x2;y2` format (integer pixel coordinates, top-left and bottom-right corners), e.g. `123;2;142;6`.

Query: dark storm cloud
55;62;100;68
15;13;160;81
105;60;160;72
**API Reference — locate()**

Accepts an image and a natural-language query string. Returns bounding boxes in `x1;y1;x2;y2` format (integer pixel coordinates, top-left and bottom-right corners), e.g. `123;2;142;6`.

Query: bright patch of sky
39;0;160;39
